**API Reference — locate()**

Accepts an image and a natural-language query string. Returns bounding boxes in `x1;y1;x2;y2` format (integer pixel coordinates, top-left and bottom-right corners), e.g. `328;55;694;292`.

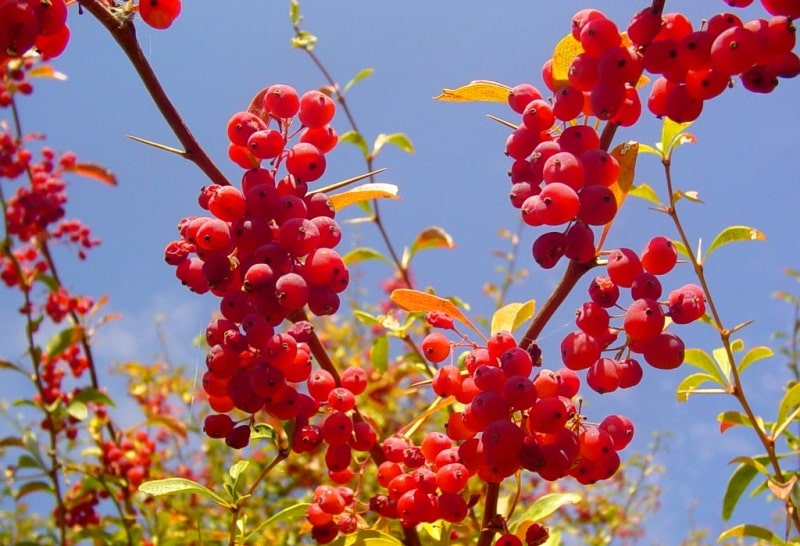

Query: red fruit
630;272;663;300
580;17;622;58
553;85;586;121
761;0;800;18
285;143;326;182
560;330;601;370
588;276;620;308
600;414;635;450
203;414;235;439
494;533;522;546
225;424;251;449
664;84;704;123
641;236;678;274
586;358;621;394
0;1;38;56
627;7;662;46
711;26;759;75
536;183;580;225
643;331;685;369
617;358;644;388
298;90;336;128
522;99;556;132
422;332;451;363
577;184;617;225
532;231;566;269
265;84;300;118
668;284;706;323
507;83;543;114
606;248;644;288
529;396;569;434
623;298;666;342
564;222;596;263
138;0;182;29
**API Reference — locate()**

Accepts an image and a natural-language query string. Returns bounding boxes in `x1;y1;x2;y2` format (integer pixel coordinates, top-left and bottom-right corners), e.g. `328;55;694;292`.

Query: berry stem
662;159;800;534
76;0;231;187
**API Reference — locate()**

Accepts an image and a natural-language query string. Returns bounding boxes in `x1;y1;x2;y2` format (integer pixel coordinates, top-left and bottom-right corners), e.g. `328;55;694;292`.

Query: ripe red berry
643;331;685;369
299;90;336;128
421;332;451;363
138;0;182;30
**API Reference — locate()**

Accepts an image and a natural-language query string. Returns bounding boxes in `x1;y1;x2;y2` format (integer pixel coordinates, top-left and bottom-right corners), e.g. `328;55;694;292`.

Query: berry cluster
560;238;704;394
0;0;70;64
100;430;156;493
305;484;359;544
167;84;351;449
495;524;549;546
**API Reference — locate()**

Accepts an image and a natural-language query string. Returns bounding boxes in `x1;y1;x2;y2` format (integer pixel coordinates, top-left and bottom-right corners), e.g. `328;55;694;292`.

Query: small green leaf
684;348;726;385
637;143;662;157
722;463;759;521
229;460;249;481
718;411;754;433
353;310;381;327
17;454;44;470
628;183;663;206
245;503;311;540
343;247;389;266
718;524;787;545
660;117;694;159
66;401;88;421
712;346;733;382
508;492;581;533
289;0;301;25
15;480;54;500
339;130;369;159
728;455;770;476
407;227;455;264
72;387;116;407
333;529;405;545
739;346;773;374
138;478;230;507
45;326;83;360
291;30;317;50
371;335;389;372
775;383;800;434
706;225;766;259
673;239;690;259
372;133;414;157
251;423;276;441
490;300;535;335
676;372;723;402
343;68;375;94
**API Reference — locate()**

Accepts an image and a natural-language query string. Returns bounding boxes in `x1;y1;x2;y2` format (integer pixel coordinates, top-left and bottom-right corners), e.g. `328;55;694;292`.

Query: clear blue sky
3;1;800;544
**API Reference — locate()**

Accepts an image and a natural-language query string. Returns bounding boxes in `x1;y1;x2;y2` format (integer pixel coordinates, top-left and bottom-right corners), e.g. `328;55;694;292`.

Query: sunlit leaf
718;411;753;433
675;372;723;402
628;183;663;206
72;387;116;407
353;310;381;327
637;143;661;157
660;117;694;159
721;463;759;521
342;247;389;266
64;162;117;185
289;0;301;25
717;524;787;545
15;481;54;501
712;346;733;383
551;33;584;88
739;346;773;374
291;30;317;50
27;65;67;81
434;80;510;103
146;413;188;438
329;183;399;211
139;478;230;507
251;423;276;441
705;225;766;258
228;460;249;481
684;348;727;385
775;383;800;434
390;289;484;340
407;226;455;265
45;326;84;360
373;133;414;156
339;130;369;159
608;140;639;207
66;401;88;421
245;503;311;540
508;492;581;532
490;300;535;335
332;529;405;545
344;68;375;94
673;240;690;258
371;335;389;373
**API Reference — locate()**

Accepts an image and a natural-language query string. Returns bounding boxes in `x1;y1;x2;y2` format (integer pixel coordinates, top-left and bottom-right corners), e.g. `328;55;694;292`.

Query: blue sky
3;1;800;544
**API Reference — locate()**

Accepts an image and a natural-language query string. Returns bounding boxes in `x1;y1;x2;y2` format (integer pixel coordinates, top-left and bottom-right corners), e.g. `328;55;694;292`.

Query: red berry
138;0;182;30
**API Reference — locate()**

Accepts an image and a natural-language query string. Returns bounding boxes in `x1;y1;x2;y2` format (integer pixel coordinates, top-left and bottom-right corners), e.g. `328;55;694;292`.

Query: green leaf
660;117;694;159
45;326;83;360
138;478;230;507
228;460;249;481
331;529;405;545
371;335;389;373
718;524;787;545
17;454;44;470
673;239;690;259
251;423;276;441
722;463;760;521
774;382;800;436
66;401;88;421
15;480;54;500
344;68;375;94
342;247;389;266
353;310;381;327
718;411;755;433
490;300;535;335
628;183;663;206
705;225;766;259
373;133;414;157
289;0;301;25
407;227;455;265
676;372;724;402
71;387;116;407
245;503;311;540
339;130;369;159
684;348;726;385
637;143;662;157
712;346;733;383
508;492;581;533
291;30;317;50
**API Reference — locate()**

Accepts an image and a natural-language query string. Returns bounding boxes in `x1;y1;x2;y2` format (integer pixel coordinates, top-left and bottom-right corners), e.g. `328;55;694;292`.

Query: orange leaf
65;162;117;186
328;183;399;211
390;289;485;341
435;80;510;103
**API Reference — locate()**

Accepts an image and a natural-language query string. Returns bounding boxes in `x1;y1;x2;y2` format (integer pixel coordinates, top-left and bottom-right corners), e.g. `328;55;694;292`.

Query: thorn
126;135;187;156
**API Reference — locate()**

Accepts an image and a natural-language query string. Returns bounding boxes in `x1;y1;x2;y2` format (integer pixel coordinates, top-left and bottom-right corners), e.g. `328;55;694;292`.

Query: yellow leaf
491;301;535;335
329;183;399;211
551;33;584;88
435;80;510;103
27;65;68;81
390;289;485;341
609;140;639;207
64;162;117;185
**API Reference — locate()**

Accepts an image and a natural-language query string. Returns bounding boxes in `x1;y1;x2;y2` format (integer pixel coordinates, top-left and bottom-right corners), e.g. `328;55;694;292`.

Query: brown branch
76;0;230;187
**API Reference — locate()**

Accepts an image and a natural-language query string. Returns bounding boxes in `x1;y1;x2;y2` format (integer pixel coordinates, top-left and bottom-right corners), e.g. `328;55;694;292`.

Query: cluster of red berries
100;430;156;493
306;484;359;544
560;237;704;393
54;481;101;528
504;109;617;269
494;524;550;546
628;5;799;121
138;0;182;30
168;84;351;449
0;0;70;65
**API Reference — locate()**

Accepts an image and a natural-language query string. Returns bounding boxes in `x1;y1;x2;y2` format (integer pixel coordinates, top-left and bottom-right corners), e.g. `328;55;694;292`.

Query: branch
76;0;230;187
